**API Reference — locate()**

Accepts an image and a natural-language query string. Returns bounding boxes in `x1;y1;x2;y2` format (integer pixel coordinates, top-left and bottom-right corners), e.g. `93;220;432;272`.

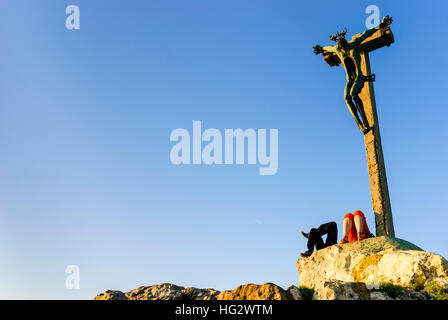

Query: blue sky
0;0;447;299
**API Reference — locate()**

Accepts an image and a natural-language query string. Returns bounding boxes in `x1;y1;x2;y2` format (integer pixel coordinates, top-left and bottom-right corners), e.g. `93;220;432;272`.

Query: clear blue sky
0;0;447;299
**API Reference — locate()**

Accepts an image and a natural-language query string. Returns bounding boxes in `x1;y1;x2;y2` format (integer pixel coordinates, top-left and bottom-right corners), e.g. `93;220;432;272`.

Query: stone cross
321;26;395;237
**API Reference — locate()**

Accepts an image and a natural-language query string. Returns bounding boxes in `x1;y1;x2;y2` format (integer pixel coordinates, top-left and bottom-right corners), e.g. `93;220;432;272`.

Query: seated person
300;221;337;258
339;210;374;243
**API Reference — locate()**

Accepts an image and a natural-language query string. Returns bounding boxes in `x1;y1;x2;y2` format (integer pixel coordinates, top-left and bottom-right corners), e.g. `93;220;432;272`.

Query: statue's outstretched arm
313;44;337;55
322;45;337;53
356;27;378;43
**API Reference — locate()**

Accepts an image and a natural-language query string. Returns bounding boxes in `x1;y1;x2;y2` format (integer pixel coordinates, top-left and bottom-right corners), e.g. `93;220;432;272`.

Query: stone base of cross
322;27;395;237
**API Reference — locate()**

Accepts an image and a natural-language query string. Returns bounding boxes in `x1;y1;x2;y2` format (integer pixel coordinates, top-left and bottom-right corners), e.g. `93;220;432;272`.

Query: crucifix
313;16;395;237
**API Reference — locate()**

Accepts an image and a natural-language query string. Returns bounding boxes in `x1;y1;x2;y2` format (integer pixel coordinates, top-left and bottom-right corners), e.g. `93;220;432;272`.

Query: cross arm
354;27;378;44
323;26;395;67
354;26;395;53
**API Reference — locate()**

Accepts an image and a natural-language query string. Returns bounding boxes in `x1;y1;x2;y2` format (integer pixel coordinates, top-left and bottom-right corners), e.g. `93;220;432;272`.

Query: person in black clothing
300;221;337;258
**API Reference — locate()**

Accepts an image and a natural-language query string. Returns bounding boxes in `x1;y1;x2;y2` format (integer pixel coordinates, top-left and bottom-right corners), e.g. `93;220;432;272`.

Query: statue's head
336;37;348;50
330;28;348;49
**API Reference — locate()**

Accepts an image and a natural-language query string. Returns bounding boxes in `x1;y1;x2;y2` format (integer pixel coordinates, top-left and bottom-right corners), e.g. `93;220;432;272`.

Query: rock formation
296;236;448;290
313;280;431;300
94;283;299;300
95;236;448;300
94;283;220;300
216;283;300;300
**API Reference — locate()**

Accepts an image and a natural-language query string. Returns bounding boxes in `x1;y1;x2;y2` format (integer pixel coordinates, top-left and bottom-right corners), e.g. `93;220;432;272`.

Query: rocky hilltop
94;283;301;301
297;236;448;299
95;237;448;300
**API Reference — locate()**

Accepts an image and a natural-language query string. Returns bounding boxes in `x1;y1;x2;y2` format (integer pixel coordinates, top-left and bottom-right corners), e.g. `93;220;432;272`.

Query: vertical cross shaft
319;26;396;237
359;52;395;237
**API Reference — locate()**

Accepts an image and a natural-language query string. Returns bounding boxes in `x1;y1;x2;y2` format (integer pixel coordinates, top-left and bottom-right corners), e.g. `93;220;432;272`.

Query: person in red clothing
339;210;374;243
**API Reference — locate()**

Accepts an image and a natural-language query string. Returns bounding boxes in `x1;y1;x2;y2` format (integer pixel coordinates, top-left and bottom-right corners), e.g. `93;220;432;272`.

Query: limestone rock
286;285;302;300
94;283;220;301
94;290;127;300
182;287;221;300
313;280;371;300
95;283;301;301
126;283;185;300
312;280;431;300
215;283;289;300
297;236;448;289
369;291;392;300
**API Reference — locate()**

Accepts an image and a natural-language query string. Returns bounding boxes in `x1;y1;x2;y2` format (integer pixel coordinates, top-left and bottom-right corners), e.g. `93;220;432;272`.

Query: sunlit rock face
94;283;301;300
94;283;220;300
297;236;448;290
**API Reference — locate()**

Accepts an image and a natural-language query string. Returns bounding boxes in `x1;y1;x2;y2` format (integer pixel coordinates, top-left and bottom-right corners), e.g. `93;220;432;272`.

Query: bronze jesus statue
313;16;393;134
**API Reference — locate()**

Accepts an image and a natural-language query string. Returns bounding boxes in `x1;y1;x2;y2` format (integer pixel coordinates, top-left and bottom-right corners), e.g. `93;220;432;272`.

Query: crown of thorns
329;28;348;41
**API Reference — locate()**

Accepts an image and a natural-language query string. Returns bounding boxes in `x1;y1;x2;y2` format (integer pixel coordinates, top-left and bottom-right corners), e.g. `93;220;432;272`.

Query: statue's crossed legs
344;74;376;135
